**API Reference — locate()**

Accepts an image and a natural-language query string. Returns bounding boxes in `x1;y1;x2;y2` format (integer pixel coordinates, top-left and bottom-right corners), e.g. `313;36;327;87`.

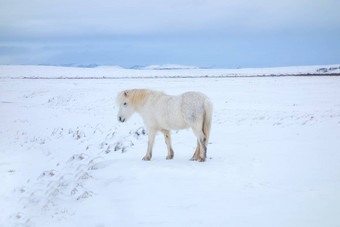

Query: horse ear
124;91;128;97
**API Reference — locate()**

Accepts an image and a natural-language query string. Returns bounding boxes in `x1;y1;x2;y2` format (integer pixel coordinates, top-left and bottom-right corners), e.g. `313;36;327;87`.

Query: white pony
116;89;212;162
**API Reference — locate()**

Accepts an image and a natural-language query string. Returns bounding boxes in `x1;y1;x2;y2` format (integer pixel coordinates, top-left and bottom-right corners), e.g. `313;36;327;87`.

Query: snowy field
1;66;340;227
0;64;340;79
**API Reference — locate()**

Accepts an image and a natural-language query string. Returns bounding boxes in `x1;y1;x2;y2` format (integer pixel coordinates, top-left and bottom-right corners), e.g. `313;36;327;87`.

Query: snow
1;66;340;227
139;64;199;70
0;64;339;79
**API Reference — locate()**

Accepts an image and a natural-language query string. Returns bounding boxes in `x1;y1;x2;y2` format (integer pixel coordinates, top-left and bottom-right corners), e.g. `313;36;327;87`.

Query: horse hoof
142;156;151;161
198;157;206;162
166;155;174;160
190;155;201;161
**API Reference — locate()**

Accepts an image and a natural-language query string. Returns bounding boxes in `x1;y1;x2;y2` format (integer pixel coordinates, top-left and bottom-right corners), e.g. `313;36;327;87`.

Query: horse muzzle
118;116;125;122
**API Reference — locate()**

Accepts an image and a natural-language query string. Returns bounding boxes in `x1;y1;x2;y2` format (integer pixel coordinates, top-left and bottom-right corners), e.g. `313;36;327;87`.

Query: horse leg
143;129;156;161
192;127;207;162
190;140;200;161
161;129;174;160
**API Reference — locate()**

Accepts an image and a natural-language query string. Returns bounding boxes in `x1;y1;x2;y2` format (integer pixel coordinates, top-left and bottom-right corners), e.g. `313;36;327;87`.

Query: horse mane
117;89;162;106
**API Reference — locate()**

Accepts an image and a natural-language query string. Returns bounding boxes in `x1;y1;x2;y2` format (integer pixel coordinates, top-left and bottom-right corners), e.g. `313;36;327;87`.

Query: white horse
116;89;212;162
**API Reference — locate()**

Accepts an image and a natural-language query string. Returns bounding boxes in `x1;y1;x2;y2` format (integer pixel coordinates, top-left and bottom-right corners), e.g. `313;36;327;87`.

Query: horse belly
161;98;188;130
166;116;188;130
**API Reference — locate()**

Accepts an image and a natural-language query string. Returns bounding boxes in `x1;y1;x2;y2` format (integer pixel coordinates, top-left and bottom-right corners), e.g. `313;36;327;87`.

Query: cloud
0;0;339;67
1;0;339;38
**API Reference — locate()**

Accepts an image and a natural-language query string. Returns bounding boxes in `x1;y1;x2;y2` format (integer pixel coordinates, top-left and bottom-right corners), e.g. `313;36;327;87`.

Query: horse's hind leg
190;140;200;161
192;127;207;162
161;129;174;160
143;129;157;161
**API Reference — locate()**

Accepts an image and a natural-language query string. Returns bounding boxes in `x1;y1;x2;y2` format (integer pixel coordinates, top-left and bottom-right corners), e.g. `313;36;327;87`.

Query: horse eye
123;102;127;106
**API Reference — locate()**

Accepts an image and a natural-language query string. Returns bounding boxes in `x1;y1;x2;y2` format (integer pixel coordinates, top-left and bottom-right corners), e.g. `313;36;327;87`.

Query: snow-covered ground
1;66;340;227
0;64;339;79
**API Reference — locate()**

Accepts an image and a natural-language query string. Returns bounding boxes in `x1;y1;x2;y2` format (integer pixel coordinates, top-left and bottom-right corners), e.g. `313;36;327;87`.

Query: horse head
116;90;135;123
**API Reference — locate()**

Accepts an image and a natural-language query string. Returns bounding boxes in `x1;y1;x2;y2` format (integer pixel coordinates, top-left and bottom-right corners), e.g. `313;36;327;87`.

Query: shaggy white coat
116;89;212;161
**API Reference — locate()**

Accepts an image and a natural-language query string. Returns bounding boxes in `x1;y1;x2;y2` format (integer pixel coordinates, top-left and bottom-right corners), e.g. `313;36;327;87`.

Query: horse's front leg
161;129;174;160
143;129;157;161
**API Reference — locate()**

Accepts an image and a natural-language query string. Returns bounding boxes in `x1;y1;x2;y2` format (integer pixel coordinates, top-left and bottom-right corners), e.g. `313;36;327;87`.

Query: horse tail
203;98;213;145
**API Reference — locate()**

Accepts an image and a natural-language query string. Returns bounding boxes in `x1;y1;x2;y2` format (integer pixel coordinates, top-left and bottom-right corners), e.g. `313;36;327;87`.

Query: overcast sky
0;0;339;68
